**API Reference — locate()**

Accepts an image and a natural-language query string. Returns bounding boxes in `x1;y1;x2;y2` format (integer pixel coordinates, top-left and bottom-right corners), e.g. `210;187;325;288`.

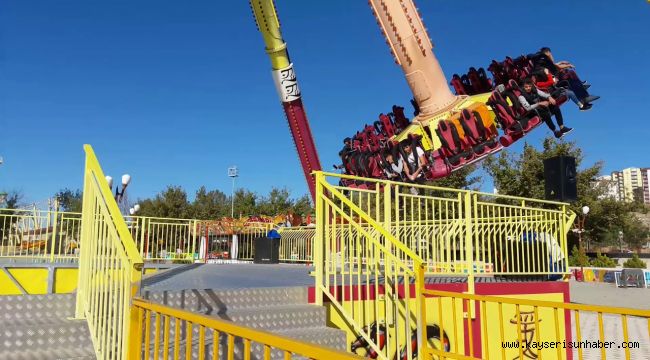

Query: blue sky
1;0;649;204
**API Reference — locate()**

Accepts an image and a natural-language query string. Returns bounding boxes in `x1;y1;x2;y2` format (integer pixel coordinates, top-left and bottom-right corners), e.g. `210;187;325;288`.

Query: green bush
623;254;647;269
568;245;590;267
590;252;617;268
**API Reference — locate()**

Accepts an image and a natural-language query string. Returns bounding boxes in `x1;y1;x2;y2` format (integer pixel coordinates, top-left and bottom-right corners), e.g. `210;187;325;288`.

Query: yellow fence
314;172;427;360
130;298;362;360
0;208;81;262
278;226;314;263
421;287;650;360
1;210;318;264
311;171;576;360
75;145;144;360
127;216;199;263
316;172;575;285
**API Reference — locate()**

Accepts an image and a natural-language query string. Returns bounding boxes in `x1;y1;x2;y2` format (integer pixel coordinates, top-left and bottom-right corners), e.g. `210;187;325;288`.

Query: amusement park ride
250;0;594;198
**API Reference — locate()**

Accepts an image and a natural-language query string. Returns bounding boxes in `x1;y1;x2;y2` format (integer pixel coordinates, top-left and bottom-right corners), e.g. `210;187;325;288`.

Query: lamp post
106;174;131;203
574;205;590;281
0;157;5;207
618;230;624;253
578;205;590;250
228;166;238;218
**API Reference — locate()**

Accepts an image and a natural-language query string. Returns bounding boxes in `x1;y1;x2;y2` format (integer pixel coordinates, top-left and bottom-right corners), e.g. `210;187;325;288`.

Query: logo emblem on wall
510;311;541;359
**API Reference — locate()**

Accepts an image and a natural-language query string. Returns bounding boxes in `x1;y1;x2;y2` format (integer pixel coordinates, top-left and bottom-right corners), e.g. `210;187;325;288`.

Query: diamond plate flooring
0;293;95;360
142;286;347;359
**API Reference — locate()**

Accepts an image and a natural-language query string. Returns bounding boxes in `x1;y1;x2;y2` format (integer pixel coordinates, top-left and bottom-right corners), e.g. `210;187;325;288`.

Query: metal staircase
142;287;347;359
0;293;95;360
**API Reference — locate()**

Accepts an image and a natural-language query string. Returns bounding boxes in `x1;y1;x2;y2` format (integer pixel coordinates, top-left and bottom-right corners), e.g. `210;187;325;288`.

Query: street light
578;205;590;251
106;174;131;203
618;230;624;253
0;157;5;206
228;166;238;218
129;203;141;216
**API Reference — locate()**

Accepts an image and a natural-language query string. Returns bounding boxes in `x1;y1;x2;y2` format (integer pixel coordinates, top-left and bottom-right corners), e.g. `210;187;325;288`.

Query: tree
0;191;23;241
255;188;314;217
483;137;635;247
623;254;647;269
291;195;313;216
232;189;258;217
191;186;229;220
55;189;83;212
138;186;192;219
621;216;650;251
256;188;293;216
590;252;617;268
568;245;590;267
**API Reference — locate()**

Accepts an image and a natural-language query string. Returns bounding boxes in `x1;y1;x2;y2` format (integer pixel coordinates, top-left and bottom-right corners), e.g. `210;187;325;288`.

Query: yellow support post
313;171;324;306
49;208;59;263
464;192;475;296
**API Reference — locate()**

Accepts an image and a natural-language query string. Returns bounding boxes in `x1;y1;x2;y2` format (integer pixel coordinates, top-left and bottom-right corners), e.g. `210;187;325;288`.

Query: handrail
75;144;144;360
423;288;650;318
131;298;363;360
322;181;425;263
422;287;650;360
83;145;143;262
314;172;426;360
319;170;573;207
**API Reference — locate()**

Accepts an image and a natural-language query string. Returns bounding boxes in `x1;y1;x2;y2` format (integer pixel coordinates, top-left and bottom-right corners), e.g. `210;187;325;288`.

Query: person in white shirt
402;142;427;182
383;152;404;180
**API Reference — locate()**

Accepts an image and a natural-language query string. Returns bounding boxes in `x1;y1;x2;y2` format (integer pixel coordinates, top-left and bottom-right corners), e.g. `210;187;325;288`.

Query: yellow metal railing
127;216;199;263
421;286;650;360
318;172;575;285
131;298;363;360
312;171;576;359
314;172;427;360
0;208;81;262
278;226;314;263
75;144;144;360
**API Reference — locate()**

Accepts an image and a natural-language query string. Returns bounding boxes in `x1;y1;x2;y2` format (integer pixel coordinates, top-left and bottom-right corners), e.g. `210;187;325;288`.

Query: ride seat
392;105;410;130
450;74;467;95
434;120;469;166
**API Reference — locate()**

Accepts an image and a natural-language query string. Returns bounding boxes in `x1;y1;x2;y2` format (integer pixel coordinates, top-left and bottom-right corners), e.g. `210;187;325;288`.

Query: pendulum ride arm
250;0;322;201
368;0;458;118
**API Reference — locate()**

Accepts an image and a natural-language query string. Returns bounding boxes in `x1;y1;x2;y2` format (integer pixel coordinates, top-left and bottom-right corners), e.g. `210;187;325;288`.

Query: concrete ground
570;279;650;310
568;280;650;359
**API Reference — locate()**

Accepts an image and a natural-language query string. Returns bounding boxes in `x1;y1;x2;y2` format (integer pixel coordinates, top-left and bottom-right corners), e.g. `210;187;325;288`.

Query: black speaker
253;237;280;264
543;156;577;201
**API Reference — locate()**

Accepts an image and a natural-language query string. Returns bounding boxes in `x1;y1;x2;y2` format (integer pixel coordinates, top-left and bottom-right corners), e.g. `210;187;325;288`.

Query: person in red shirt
533;47;599;104
533;68;592;111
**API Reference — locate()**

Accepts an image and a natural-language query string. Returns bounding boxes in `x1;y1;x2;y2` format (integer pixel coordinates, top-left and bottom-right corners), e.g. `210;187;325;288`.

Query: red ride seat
459;109;497;155
434;120;470;166
450;74;467;95
487;85;541;147
378;113;397;138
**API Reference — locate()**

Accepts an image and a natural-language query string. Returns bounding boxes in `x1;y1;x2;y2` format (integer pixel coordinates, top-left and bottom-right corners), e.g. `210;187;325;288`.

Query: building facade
611;167;650;204
641;168;650;204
